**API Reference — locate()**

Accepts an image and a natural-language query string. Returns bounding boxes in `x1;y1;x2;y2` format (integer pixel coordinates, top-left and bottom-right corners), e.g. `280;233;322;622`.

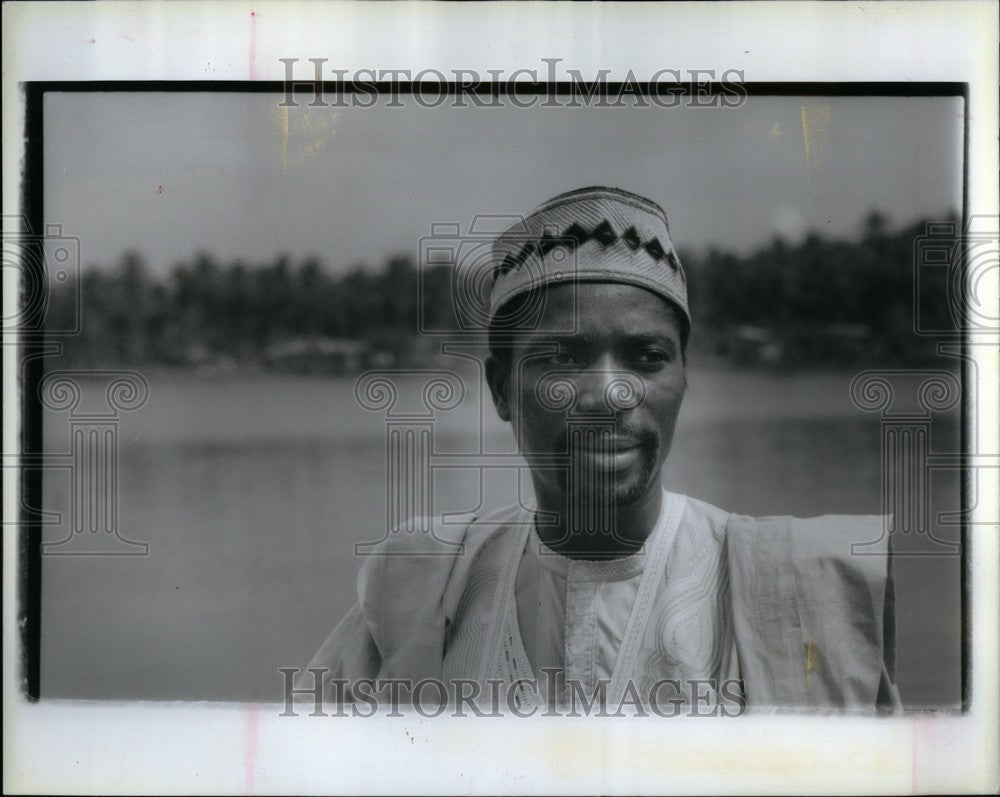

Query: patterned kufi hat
488;186;688;331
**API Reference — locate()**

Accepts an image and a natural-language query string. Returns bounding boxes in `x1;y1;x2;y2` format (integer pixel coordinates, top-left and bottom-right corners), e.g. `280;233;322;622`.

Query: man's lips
575;442;641;454
575;445;643;472
545;427;655;459
571;434;643;450
568;433;648;472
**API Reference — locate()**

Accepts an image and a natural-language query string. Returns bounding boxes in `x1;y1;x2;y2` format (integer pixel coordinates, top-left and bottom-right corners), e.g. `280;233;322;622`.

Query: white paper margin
2;2;997;794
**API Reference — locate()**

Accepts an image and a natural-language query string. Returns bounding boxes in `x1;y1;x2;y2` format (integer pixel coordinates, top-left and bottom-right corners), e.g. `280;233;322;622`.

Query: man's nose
572;363;644;416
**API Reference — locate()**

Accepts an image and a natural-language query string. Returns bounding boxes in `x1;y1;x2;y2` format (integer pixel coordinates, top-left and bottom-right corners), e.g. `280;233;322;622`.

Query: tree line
44;211;957;369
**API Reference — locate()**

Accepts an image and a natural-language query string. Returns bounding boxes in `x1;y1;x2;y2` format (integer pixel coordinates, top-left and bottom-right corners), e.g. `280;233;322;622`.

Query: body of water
39;367;961;707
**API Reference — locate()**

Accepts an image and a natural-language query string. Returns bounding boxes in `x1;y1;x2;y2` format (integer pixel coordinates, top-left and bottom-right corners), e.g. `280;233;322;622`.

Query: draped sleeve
299;511;507;701
300;602;381;699
726;513;899;710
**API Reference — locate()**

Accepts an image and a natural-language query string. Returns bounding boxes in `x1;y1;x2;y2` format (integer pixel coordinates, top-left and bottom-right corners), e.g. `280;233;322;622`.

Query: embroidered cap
488;186;688;331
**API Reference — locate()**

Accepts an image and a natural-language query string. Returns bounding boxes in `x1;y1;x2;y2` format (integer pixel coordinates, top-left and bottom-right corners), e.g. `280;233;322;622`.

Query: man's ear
484;353;511;422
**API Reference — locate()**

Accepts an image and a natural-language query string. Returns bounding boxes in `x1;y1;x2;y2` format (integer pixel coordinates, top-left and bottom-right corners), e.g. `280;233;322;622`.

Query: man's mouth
571;434;645;470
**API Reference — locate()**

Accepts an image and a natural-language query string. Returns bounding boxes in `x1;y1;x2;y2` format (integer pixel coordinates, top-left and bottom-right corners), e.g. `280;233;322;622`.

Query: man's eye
633;349;670;365
545;352;579;365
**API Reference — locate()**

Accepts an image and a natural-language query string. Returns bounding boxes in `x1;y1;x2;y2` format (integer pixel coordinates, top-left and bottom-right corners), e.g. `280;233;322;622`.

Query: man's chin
566;473;655;507
530;449;659;505
607;482;654;506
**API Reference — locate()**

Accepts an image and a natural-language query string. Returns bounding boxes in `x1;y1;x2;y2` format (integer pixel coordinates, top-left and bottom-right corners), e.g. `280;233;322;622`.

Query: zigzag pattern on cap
492;217;682;285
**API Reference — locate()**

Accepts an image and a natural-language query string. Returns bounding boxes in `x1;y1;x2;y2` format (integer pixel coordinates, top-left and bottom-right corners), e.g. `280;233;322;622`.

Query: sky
43;91;964;274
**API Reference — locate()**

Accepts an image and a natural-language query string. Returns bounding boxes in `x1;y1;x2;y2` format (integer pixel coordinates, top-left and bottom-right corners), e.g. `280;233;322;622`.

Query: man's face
487;281;687;511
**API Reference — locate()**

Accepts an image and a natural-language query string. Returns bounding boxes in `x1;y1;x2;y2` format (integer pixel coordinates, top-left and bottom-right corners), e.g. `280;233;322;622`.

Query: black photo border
18;78;971;709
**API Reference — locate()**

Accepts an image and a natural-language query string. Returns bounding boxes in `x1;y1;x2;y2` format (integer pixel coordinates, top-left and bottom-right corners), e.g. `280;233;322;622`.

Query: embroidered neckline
526;519;648;581
463;491;690;708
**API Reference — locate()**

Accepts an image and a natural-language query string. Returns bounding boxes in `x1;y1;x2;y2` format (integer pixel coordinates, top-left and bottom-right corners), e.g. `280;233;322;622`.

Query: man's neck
533;485;663;561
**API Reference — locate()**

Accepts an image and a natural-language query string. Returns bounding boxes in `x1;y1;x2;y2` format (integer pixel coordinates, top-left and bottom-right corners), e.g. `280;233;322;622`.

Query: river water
39;367;961;707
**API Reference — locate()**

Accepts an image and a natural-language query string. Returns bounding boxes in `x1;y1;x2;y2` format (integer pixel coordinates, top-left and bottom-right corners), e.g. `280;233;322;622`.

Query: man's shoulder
669;492;891;582
670;490;889;557
668;491;735;544
726;512;890;562
356;506;527;629
365;504;526;559
674;492;735;524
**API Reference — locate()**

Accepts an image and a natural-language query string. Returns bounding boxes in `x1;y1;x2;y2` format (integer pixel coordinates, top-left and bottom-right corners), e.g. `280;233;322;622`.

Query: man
302;186;899;713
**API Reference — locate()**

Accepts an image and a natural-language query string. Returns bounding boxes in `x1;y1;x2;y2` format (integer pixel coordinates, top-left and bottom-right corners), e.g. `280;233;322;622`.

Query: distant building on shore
263;337;390;375
723;323;872;366
729;325;785;366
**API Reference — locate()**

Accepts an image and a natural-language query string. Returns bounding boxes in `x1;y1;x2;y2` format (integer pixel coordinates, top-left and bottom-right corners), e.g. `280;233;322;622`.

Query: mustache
549;426;658;454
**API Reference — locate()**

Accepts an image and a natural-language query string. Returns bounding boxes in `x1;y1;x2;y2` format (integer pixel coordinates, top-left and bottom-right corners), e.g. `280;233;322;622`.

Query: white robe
303;490;900;711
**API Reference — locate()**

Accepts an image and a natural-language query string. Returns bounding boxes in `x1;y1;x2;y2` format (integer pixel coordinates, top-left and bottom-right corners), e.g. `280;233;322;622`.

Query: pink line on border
248;10;258;80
